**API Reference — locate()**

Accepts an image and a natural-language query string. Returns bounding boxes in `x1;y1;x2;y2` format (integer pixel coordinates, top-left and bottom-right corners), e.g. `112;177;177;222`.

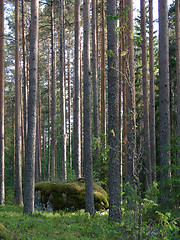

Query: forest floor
0;204;179;239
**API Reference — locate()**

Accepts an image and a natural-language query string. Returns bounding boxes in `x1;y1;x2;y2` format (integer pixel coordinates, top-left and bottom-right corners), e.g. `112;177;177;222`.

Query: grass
0;204;179;239
0;205;119;240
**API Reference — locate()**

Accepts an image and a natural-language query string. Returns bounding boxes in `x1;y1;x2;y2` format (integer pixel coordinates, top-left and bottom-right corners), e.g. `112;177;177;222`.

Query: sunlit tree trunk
125;0;137;188
0;0;5;206
119;0;125;199
59;0;67;180
149;0;156;182
83;0;95;215
15;0;23;205
67;44;72;169
107;0;121;222
24;0;39;214
92;0;99;146
141;0;152;189
74;0;81;178
47;41;51;180
158;0;171;204
51;0;56;179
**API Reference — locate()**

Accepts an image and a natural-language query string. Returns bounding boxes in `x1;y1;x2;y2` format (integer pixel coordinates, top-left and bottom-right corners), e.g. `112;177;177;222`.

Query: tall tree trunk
119;0;125;200
59;0;67;181
35;111;40;183
22;0;28;159
101;0;106;145
12;99;15;188
38;71;41;181
141;0;152;189
15;0;23;205
175;0;180;177
107;0;121;222
125;0;137;188
149;0;156;182
68;45;72;169
51;0;56;179
92;0;99;142
158;0;171;204
47;41;51;180
0;0;5;206
74;0;81;178
83;0;95;215
35;71;41;183
24;0;39;214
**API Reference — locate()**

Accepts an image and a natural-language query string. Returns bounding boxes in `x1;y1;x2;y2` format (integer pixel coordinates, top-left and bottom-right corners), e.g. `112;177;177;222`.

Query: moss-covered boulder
35;178;109;212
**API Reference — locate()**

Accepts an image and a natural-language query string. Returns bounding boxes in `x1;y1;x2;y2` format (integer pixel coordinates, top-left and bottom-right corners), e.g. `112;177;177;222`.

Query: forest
0;0;180;239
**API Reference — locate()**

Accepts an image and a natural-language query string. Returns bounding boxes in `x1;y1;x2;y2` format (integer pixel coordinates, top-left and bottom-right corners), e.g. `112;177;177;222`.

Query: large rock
35;178;109;212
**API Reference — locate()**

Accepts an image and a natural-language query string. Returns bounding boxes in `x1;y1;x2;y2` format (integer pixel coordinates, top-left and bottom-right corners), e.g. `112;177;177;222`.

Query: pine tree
24;0;39;214
0;0;5;206
107;0;121;222
158;0;171;204
83;0;95;215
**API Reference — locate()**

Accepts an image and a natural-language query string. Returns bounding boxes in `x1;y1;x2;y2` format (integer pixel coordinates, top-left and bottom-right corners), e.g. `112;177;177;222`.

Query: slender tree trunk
119;0;125;199
51;0;56;179
59;0;67;181
107;0;121;222
92;0;99;141
22;0;28;159
47;41;51;180
74;0;81;178
12;99;15;188
149;0;156;182
0;0;5;206
101;0;106;145
83;0;95;215
175;0;180;177
35;71;41;183
38;71;41;181
125;0;137;188
15;0;23;205
141;0;152;189
24;0;39;214
158;0;171;204
68;45;72;169
35;112;40;183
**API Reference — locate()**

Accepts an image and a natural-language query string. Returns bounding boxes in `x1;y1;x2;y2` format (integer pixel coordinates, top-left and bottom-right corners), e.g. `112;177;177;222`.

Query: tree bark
15;0;23;206
107;0;121;222
68;45;72;169
0;0;5;206
149;0;156;182
83;0;95;215
92;0;99;141
125;0;137;188
158;0;171;204
74;0;81;178
101;0;106;146
22;0;28;160
47;41;51;180
51;0;56;179
141;0;152;189
24;0;39;214
59;0;67;181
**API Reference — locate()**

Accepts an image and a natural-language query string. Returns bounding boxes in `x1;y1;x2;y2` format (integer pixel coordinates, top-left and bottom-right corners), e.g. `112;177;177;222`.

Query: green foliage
92;134;110;189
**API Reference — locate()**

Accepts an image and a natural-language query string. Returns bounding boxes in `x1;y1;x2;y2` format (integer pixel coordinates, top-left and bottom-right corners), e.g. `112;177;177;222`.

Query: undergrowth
0;183;179;239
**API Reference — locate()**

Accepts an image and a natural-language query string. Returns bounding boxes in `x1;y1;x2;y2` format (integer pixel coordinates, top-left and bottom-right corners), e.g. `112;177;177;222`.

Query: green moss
0;223;15;239
35;179;109;211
